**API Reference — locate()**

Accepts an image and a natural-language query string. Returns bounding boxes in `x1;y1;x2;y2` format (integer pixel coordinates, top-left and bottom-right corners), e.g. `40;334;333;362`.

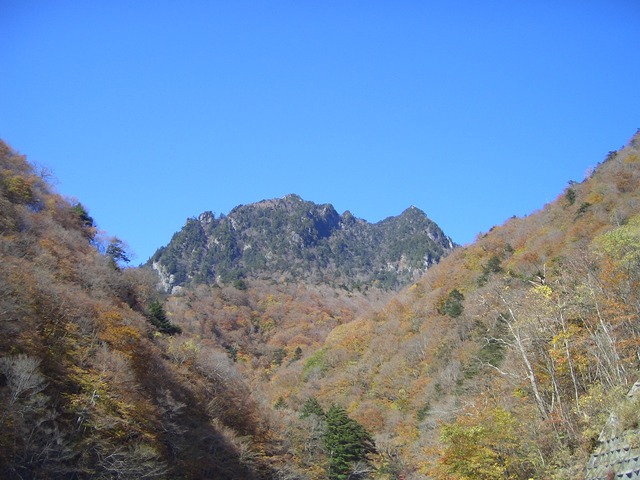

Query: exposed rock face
150;194;456;291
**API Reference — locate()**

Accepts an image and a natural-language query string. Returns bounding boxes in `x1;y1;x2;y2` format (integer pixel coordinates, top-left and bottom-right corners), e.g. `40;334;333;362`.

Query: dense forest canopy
1;130;640;479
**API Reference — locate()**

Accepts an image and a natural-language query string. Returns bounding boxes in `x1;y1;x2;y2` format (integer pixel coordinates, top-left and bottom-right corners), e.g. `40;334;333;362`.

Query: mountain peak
150;196;455;291
400;204;428;218
282;193;303;202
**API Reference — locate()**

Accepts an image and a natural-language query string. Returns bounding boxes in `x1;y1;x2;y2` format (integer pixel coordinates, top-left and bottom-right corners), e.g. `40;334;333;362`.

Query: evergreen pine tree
106;238;130;269
292;346;303;362
147;300;182;335
300;396;325;419
438;288;465;318
323;404;376;479
274;396;287;410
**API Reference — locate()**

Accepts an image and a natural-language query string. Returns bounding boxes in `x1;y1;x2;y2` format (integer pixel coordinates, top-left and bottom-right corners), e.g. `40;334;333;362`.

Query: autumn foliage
2;130;640;479
0;141;287;479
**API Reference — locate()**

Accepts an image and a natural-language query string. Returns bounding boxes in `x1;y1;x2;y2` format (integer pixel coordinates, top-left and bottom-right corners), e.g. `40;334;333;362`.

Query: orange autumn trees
3;129;640;479
0;140;292;479
249;130;640;478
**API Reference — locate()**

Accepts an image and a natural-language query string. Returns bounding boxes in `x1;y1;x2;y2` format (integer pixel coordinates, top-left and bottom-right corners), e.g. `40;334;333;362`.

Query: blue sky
1;1;639;263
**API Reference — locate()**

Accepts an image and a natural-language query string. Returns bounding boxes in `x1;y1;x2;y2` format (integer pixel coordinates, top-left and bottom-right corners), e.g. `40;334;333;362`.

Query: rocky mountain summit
150;194;455;291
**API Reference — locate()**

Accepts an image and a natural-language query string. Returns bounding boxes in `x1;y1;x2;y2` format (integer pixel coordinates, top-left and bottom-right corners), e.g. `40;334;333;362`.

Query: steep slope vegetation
4;129;640;479
0;141;295;479
259;130;640;479
150;194;454;292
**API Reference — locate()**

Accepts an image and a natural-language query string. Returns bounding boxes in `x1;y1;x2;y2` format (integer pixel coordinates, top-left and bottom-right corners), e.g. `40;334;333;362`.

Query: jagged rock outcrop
150;194;455;291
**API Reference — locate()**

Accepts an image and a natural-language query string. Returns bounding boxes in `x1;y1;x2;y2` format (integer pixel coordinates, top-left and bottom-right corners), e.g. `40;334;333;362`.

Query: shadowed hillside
0;140;293;479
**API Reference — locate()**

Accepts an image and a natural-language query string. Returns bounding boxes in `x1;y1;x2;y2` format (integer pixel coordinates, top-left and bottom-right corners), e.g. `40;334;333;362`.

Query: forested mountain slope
150;194;455;292
3;129;640;479
0;141;297;479
254;130;640;478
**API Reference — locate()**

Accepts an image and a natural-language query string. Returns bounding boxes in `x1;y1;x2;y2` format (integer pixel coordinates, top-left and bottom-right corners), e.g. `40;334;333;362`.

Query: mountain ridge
150;193;455;292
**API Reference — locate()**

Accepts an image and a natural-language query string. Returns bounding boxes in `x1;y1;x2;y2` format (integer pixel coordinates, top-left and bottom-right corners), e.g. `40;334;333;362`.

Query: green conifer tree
147;300;182;335
323;404;376;479
300;397;325;419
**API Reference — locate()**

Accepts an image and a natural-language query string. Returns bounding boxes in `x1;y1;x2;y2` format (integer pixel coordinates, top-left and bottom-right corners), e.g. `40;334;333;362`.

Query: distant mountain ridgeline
150;194;455;291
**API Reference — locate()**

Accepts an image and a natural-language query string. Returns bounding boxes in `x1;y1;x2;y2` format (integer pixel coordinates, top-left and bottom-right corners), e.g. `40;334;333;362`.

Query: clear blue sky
1;1;639;263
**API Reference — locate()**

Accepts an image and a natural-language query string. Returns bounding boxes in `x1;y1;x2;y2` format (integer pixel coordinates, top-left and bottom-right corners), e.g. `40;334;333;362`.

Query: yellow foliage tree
430;405;541;480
